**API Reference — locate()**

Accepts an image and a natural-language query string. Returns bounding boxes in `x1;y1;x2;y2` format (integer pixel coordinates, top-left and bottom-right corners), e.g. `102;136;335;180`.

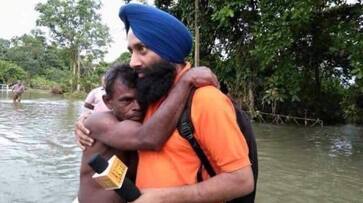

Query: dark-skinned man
77;63;217;203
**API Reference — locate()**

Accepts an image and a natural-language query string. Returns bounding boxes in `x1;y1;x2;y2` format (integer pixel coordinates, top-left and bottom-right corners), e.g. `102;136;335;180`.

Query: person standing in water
11;81;25;103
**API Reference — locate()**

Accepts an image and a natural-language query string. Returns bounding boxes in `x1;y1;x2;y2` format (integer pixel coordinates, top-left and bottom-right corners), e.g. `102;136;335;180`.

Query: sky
0;0;358;62
0;0;150;62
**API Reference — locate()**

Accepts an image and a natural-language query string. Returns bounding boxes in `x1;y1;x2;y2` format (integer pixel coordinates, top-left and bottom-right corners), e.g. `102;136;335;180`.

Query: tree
6;33;47;76
253;1;362;122
112;52;131;65
155;0;363;123
156;0;259;111
0;38;10;60
0;60;27;84
35;0;111;91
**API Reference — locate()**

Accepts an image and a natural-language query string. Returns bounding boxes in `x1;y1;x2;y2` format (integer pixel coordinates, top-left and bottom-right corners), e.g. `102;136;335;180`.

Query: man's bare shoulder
84;111;118;134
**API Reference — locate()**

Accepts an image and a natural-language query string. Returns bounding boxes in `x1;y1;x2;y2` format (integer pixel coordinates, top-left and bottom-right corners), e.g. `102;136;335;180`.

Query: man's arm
74;89;97;149
83;84;188;150
133;167;254;203
83;88;96;111
84;67;218;151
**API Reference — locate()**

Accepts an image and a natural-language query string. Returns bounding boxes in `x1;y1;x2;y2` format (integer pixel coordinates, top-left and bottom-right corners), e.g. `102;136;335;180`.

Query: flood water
0;90;362;203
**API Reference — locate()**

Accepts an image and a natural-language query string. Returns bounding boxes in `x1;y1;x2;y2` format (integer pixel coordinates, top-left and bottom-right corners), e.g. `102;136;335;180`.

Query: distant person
76;75;110;149
11;81;25;103
83;75;110;114
77;64;217;203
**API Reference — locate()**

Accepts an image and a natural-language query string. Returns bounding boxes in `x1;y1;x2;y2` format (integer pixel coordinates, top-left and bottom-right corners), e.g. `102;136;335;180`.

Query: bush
30;76;55;90
51;85;64;94
80;66;107;92
0;60;27;84
64;90;87;100
44;67;70;82
341;87;363;124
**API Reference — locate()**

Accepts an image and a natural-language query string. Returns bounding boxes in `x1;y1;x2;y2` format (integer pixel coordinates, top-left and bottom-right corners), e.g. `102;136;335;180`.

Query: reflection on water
0;91;83;203
0;91;362;203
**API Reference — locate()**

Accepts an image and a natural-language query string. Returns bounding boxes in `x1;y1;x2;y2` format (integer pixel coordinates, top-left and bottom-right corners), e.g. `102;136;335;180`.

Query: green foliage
1;32;74;93
0;39;10;59
6;34;43;76
0;60;27;84
35;0;111;55
113;52;131;65
352;68;363;80
4;32;69;77
43;67;70;82
64;90;87;100
155;0;363;124
35;0;112;91
80;64;108;93
261;60;301;113
29;65;70;92
212;6;235;27
341;86;363;124
343;104;361;123
30;76;56;90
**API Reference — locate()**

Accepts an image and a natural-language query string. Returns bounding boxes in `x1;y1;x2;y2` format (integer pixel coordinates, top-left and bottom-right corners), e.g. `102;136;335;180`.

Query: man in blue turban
118;3;255;203
119;3;193;109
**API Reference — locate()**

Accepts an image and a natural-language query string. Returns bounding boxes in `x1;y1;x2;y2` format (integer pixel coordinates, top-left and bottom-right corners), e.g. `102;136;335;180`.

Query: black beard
136;60;176;110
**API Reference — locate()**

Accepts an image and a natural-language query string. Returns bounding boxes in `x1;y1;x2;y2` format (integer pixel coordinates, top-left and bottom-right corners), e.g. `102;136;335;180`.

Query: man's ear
103;95;112;110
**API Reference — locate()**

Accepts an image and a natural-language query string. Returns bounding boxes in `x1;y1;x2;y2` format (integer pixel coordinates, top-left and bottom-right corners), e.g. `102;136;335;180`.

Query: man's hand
131;167;254;203
131;189;165;203
183;66;219;88
74;112;94;150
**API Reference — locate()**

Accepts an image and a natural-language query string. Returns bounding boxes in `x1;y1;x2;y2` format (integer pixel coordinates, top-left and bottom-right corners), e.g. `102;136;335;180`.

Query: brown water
0;90;362;203
254;123;363;203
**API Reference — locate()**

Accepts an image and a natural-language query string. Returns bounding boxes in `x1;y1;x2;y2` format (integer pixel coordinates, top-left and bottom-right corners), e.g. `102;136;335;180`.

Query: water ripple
0;92;82;203
1;94;363;203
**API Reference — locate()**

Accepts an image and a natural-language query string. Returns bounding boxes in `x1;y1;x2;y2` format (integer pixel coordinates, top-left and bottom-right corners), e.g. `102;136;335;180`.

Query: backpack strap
177;89;258;203
177;88;216;177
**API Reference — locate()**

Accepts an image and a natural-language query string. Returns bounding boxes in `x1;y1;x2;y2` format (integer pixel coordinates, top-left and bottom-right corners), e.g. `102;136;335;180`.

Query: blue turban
119;3;192;64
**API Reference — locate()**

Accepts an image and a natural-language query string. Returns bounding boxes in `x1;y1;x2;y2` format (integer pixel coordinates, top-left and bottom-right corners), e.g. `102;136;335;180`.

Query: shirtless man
11;81;25;103
78;64;217;203
83;75;109;114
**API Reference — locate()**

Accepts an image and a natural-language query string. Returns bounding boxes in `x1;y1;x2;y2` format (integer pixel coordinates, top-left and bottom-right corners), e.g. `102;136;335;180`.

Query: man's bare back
78;111;137;203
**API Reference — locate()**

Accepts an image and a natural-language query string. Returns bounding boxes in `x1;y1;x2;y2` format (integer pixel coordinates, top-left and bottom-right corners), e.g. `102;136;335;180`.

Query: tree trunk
248;81;255;113
314;64;320;94
76;53;80;91
72;56;76;92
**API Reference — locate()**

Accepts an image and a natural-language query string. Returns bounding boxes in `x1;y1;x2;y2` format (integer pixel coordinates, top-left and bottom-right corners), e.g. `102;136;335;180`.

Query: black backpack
177;89;258;203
